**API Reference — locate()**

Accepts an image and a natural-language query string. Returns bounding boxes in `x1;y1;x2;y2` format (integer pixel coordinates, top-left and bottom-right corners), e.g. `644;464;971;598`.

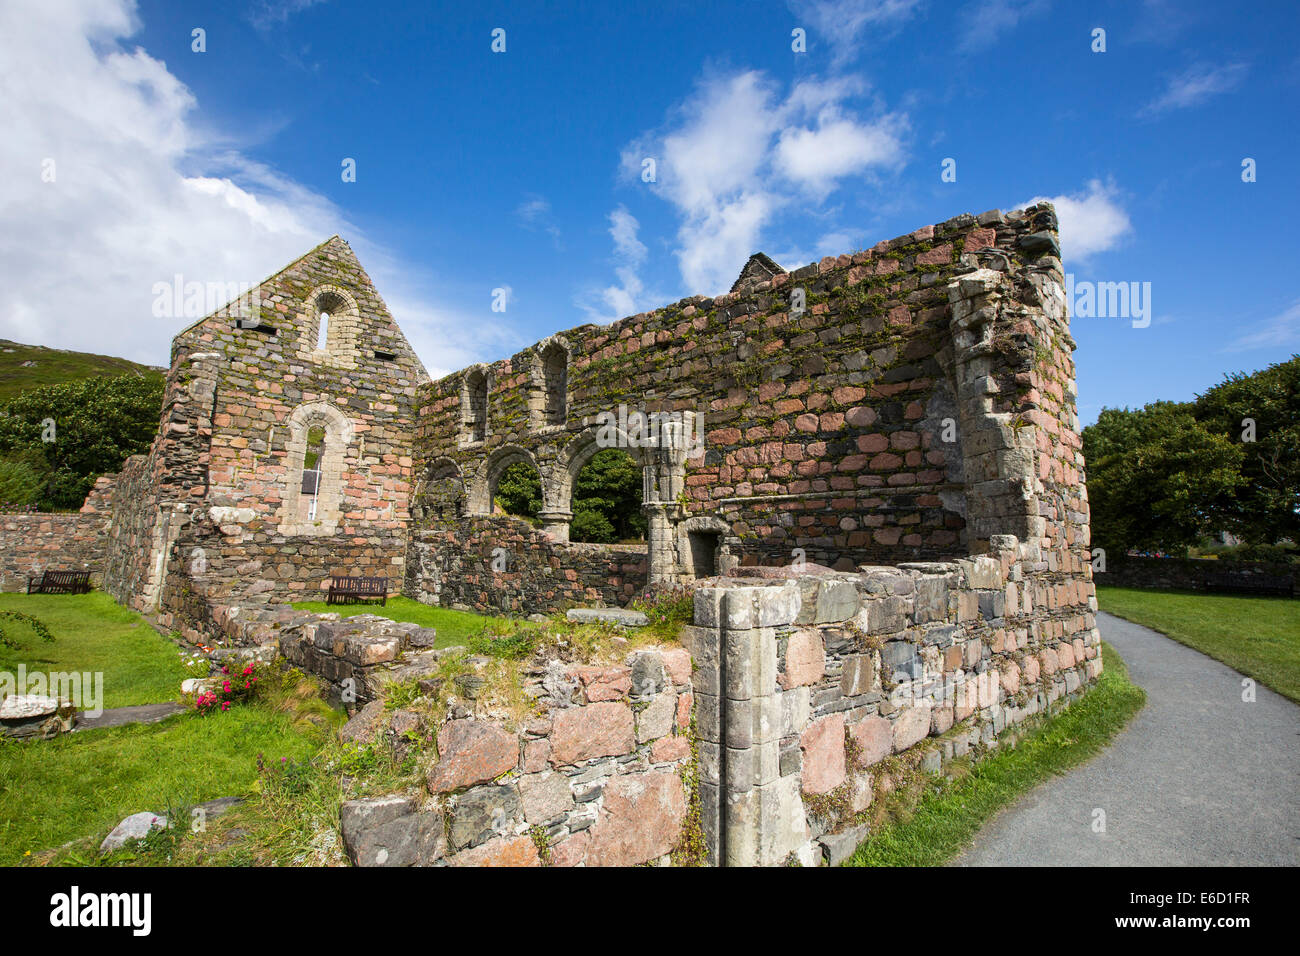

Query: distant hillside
0;339;164;402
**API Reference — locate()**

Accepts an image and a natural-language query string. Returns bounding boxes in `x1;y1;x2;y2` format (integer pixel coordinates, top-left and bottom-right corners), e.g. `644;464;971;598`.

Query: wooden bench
1204;570;1294;597
27;569;92;595
326;575;389;606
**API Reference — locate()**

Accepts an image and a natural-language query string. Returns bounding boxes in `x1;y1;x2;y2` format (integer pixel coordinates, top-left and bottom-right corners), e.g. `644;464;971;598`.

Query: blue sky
1;0;1297;422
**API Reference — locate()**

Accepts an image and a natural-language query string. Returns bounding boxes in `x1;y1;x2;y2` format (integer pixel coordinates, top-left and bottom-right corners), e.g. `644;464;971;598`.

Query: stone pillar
946;270;1042;549
641;410;696;586
538;510;572;543
682;580;807;866
643;502;680;586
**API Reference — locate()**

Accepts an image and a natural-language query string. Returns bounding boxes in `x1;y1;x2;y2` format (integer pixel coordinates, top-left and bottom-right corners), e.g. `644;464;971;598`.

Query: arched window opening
570;448;646;543
494;461;542;524
308;287;354;362
542;342;567;426
278;402;352;536
464;369;488;443
301;425;326;522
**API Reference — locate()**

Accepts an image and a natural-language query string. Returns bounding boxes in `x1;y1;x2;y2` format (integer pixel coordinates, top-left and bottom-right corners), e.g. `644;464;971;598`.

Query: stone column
641;411;695;586
537;510;572;543
946;270;1042;549
682;581;807;866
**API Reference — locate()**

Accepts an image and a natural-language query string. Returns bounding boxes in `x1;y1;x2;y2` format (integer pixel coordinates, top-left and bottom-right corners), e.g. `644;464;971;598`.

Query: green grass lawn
0;705;327;865
0;591;339;865
847;642;1146;866
290;595;499;648
0;592;188;708
1096;585;1300;704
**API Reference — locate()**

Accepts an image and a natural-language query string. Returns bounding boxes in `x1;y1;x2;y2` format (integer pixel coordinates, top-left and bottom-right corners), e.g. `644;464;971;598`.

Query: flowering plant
193;658;262;714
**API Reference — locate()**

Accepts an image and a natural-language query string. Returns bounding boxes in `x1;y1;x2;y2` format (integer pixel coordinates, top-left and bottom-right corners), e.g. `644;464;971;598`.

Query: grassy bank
0;592;337;865
1095;586;1299;703
0;702;331;865
0;592;187;708
847;642;1146;866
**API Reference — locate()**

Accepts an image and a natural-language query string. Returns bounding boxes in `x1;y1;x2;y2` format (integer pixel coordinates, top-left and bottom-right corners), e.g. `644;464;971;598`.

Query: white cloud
788;0;923;65
1016;179;1132;261
0;0;479;376
578;206;653;322
623;70;907;294
774;112;905;197
1227;300;1300;353
957;0;1047;53
1139;62;1249;116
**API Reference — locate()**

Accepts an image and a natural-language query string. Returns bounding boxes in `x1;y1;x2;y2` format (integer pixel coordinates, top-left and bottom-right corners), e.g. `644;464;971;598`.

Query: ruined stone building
0;204;1103;866
0;203;1086;633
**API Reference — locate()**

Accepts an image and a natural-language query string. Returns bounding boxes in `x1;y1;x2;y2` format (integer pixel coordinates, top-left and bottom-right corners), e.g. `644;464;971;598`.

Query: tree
572;448;645;543
0;372;164;511
1083;402;1244;555
0;449;47;509
494;462;542;520
1193;355;1300;545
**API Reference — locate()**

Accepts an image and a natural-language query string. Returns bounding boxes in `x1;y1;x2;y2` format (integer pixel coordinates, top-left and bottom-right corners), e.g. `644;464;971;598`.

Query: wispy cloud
515;194;562;248
248;0;329;32
1226;300;1300;352
578;206;652;322
1139;62;1248;116
1015;178;1132;261
622;69;907;294
957;0;1048;53
787;0;924;65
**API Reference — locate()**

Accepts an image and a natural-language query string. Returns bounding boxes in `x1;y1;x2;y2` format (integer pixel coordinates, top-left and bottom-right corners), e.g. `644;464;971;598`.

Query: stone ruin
0;204;1103;865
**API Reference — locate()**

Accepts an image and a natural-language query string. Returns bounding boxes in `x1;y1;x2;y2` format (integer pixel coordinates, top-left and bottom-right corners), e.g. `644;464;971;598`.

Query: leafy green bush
570;507;615;543
0;372;163;511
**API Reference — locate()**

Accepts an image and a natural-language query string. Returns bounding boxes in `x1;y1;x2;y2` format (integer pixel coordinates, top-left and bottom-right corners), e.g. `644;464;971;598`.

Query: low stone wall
1097;556;1296;595
347;644;696;867
680;532;1100;866
168;592;697;866
0;484;113;592
405;517;649;614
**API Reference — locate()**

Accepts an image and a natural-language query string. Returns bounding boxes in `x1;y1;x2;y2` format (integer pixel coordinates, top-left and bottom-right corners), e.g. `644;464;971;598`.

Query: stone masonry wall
0;475;113;591
405;516;648;614
681;535;1100;866
410;204;1074;603
166;595;699;867
414;644;694;866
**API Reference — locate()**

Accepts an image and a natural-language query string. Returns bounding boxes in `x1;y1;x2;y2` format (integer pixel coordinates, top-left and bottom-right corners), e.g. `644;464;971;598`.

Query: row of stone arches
411;422;735;581
415;429;645;540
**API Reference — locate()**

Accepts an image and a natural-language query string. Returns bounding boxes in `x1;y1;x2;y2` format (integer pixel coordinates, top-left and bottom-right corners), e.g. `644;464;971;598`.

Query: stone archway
277;401;354;536
549;427;650;544
468;444;542;517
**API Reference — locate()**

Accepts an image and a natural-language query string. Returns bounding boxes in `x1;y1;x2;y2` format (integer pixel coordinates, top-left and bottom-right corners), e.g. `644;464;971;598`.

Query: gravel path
954;611;1300;866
